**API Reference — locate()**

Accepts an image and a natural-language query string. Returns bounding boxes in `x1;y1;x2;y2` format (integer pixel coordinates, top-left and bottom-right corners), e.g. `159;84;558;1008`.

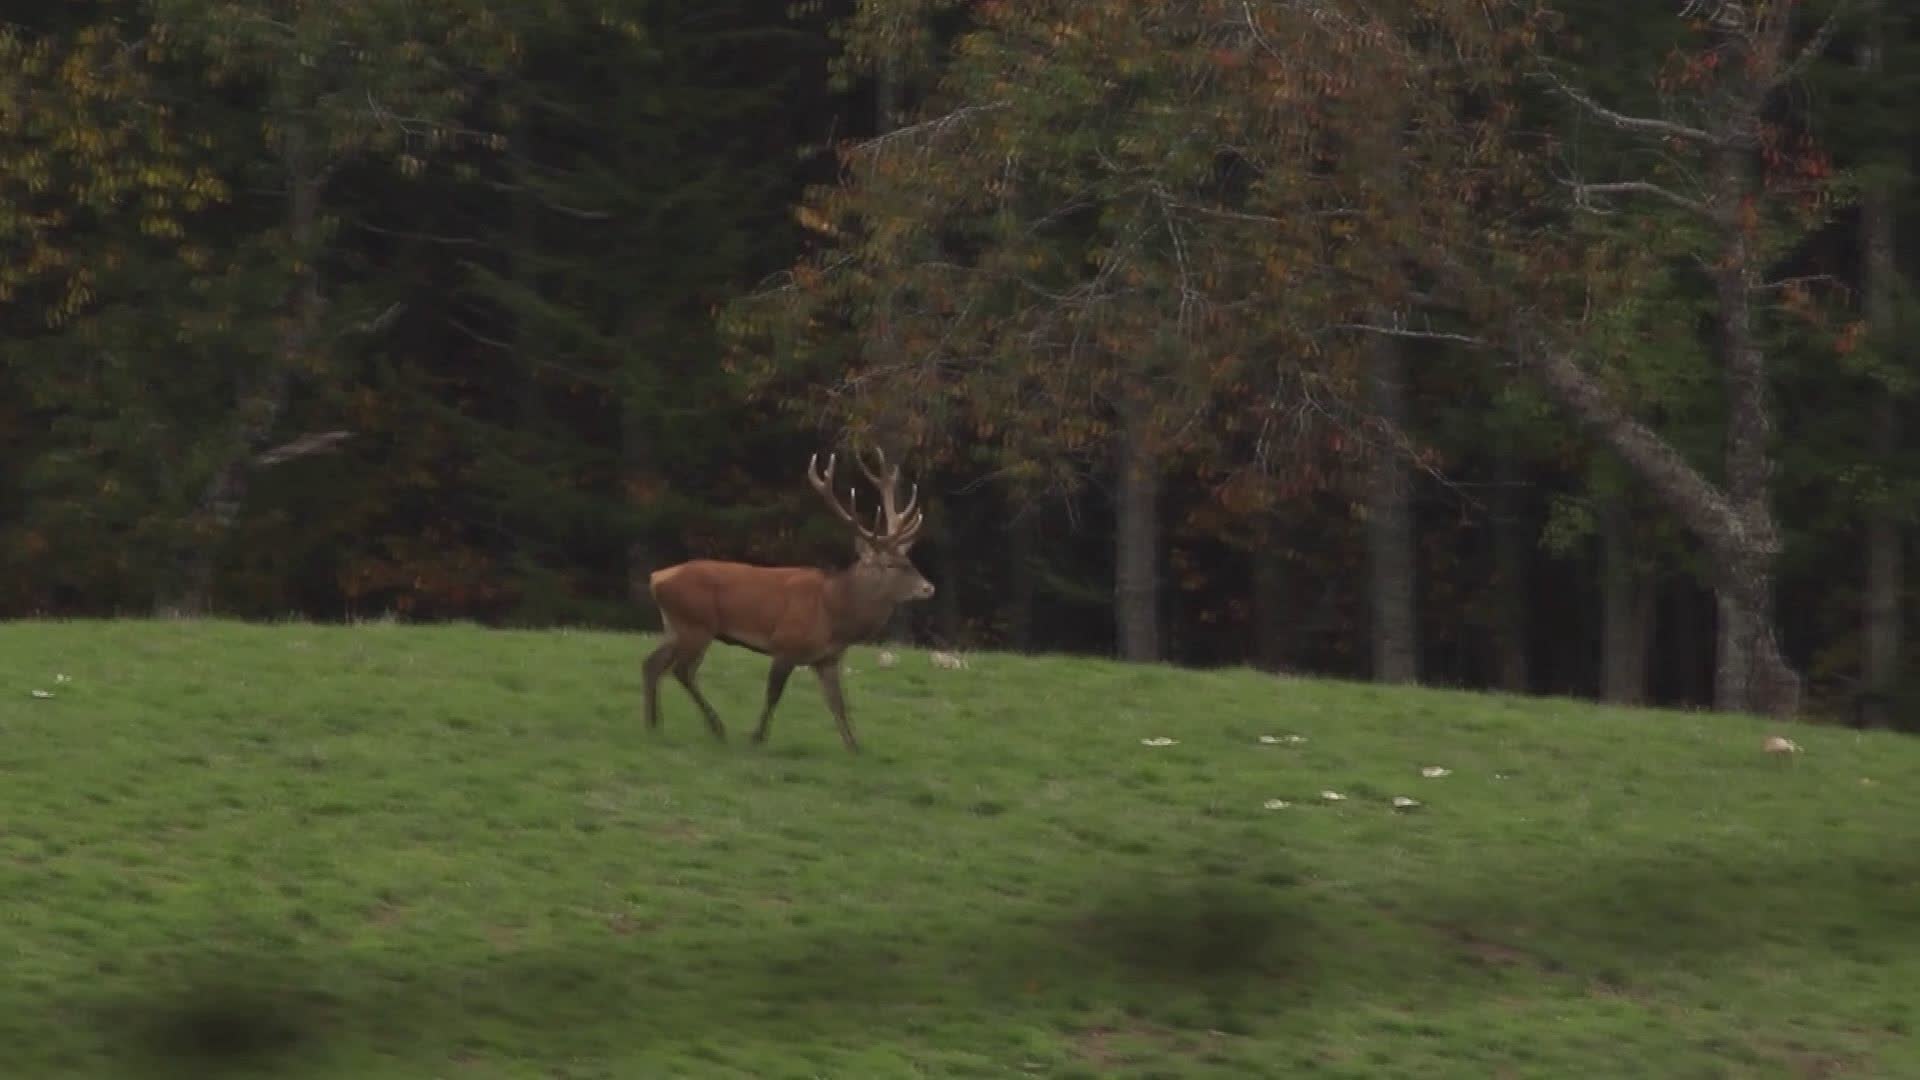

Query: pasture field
2;619;1917;1078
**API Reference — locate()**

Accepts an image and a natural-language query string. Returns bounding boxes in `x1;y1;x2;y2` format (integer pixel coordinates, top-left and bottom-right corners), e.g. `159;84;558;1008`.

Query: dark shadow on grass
90;952;338;1079
1414;846;1920;976
1069;879;1314;984
78;866;1320;1075
73;847;1920;1071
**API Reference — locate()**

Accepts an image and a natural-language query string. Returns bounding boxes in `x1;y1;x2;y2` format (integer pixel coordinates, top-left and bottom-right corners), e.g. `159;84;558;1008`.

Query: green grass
3;619;1917;1079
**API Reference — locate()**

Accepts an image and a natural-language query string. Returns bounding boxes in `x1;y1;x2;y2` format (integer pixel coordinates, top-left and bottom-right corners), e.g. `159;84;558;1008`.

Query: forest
2;0;1914;724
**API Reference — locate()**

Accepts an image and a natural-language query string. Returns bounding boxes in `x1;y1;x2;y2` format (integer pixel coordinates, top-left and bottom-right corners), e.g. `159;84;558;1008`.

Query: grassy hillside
3;619;1915;1079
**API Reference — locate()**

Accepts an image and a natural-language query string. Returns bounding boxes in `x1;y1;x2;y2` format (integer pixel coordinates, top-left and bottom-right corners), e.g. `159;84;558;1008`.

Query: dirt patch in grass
1435;923;1544;970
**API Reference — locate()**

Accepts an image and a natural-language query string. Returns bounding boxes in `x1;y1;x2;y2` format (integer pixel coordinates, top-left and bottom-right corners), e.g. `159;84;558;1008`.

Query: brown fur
642;452;934;752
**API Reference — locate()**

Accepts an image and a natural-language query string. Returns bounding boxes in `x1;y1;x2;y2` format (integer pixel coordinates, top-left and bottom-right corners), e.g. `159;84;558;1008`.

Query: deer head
806;448;935;603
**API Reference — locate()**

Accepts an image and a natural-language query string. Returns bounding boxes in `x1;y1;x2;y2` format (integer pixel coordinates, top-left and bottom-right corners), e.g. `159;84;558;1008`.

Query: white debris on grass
876;649;898;669
1257;734;1308;745
1762;735;1802;755
1319;790;1347;802
1392;796;1421;811
1421;766;1451;778
29;689;53;699
929;650;969;670
1263;799;1291;810
1140;737;1179;747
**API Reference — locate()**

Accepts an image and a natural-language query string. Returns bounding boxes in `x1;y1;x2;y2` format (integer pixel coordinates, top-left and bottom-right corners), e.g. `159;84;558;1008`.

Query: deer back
650;560;837;659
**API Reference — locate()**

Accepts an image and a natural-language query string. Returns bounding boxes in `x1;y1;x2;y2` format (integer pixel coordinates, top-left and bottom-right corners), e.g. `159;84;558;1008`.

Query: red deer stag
643;450;934;752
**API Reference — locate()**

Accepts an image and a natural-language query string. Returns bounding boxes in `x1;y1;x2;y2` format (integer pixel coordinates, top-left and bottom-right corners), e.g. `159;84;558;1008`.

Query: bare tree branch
848;103;1007;158
447;313;516;352
1152;189;1201;331
351;302;404;336
351;216;491;248
1757;273;1840;292
1333;322;1489;347
1514;326;1761;555
254;431;352;469
1778;0;1855;85
478;180;615;221
1539;72;1723;145
1567;179;1710;216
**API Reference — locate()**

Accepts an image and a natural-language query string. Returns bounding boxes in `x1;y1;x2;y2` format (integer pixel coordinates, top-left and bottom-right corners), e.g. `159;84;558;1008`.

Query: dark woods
2;0;1916;725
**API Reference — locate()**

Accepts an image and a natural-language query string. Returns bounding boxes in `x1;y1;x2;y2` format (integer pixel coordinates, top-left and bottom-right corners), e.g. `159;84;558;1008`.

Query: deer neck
826;565;898;645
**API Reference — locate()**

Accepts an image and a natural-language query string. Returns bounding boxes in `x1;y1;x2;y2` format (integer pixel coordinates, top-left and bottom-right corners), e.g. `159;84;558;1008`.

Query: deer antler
854;447;923;548
807;453;882;548
807;449;924;550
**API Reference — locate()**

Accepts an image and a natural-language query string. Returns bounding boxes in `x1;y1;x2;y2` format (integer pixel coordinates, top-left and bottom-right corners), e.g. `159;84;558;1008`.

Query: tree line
2;0;1915;725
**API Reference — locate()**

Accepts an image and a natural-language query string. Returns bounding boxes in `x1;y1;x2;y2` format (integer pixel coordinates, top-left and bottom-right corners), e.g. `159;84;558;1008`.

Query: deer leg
671;646;726;741
751;660;796;745
812;659;859;753
642;640;678;730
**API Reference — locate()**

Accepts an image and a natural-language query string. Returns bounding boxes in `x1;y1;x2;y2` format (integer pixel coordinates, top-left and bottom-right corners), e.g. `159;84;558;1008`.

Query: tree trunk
867;55;912;648
160;130;321;615
1713;549;1800;715
1669;578;1704;707
1599;496;1652;704
1490;449;1530;692
1252;541;1290;672
621;394;658;622
1520;339;1801;715
1863;412;1903;727
1006;506;1037;651
511;108;543;588
1860;0;1904;727
1114;399;1161;662
936;524;963;645
1712;588;1752;711
1710;143;1769;714
1367;331;1418;683
162;368;301;615
1701;97;1803;716
1633;579;1656;699
1495;6;1808;716
876;40;897;134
